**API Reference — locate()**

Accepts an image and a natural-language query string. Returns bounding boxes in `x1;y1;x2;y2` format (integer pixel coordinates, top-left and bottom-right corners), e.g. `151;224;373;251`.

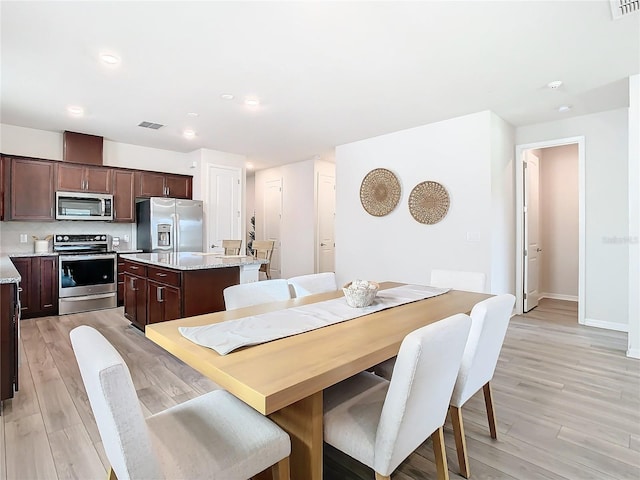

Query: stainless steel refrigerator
136;198;204;253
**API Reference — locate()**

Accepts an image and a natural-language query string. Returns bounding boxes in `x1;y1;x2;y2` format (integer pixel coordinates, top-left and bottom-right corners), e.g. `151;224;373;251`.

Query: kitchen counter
0;256;21;284
119;252;266;271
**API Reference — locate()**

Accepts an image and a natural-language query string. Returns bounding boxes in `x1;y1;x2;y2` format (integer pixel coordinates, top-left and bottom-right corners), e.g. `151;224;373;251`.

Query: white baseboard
627;348;640;359
584;317;628;332
540;293;578;302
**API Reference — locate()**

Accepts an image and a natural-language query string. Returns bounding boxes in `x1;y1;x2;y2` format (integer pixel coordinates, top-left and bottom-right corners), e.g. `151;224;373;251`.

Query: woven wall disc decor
360;168;401;217
408;181;450;224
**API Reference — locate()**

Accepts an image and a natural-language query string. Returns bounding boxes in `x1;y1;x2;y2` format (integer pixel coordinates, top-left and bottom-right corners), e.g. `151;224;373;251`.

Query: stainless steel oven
54;234;117;315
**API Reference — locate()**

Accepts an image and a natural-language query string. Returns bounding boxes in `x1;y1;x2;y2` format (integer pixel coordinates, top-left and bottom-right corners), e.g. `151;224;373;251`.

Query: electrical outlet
123;234;130;243
19;233;28;243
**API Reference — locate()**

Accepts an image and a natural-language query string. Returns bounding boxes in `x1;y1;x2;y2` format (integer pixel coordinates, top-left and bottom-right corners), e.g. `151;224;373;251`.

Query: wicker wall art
359;168;401;217
408;181;450;224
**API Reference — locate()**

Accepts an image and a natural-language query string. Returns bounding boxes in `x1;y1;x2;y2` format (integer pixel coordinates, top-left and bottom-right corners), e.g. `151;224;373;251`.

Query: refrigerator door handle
171;213;180;253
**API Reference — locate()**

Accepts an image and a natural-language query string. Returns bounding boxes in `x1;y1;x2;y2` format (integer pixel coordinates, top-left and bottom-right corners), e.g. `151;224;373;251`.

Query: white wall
516;108;629;331
246;174;255;253
255;160;315;278
628;74;639;358
255;158;336;279
539;144;579;300
335;111;515;291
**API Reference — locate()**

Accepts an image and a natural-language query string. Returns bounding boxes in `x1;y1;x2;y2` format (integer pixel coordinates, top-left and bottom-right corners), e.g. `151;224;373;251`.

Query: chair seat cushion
324;372;389;468
147;389;290;480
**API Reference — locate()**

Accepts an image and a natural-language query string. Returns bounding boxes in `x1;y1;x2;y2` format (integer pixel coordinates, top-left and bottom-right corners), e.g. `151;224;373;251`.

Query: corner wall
628;74;639;358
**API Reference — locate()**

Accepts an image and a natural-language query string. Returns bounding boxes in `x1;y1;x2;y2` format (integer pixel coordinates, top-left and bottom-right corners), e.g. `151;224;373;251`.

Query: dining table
145;281;491;480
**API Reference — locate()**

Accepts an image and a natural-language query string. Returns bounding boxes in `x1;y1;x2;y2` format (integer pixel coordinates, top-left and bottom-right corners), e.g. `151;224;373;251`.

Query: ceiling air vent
138;121;164;129
610;0;639;19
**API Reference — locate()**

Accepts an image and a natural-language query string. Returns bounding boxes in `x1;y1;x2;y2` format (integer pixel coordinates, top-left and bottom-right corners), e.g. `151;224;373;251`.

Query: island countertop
119;252;266;271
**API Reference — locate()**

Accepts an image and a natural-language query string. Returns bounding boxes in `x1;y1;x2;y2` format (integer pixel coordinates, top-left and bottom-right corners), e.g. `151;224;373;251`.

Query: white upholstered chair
223;279;291;310
70;325;291;480
374;270;485;380
449;293;515;478
324;313;472;480
430;269;486;293
287;272;338;298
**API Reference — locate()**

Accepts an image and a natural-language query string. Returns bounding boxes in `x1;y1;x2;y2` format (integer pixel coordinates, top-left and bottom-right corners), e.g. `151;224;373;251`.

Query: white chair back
223;279;291;310
374;313;471;475
451;293;515;407
287;272;337;298
70;326;163;480
430;269;486;293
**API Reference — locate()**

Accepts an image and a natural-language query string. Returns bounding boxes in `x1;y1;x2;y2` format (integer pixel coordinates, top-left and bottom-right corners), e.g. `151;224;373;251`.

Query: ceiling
1;1;638;171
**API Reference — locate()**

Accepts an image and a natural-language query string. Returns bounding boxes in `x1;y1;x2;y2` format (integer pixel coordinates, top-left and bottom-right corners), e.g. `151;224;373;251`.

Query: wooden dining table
145;282;490;480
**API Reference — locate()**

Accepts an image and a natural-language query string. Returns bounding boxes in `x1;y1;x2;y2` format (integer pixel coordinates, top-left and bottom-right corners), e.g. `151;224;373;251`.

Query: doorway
515;136;585;323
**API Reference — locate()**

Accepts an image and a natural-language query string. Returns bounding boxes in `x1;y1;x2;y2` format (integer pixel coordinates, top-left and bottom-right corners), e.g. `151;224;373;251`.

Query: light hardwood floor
1;299;638;480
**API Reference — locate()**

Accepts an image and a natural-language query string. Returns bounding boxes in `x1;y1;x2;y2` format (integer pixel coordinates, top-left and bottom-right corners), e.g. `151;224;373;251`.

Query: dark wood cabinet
11;256;58;319
147;281;181;324
112;169;136;222
122;259;238;330
123;261;147;330
5;157;55;221
0;156;5;221
56;163;112;193
0;282;19;406
137;171;192;199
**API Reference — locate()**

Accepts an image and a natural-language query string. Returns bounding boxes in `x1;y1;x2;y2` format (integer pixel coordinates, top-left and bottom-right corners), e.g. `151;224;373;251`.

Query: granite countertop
0;256;21;284
6;251;58;257
119;252;266;271
113;249;143;254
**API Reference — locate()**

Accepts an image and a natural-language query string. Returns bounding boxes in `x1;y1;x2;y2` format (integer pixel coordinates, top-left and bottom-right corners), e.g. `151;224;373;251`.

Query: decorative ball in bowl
343;280;380;308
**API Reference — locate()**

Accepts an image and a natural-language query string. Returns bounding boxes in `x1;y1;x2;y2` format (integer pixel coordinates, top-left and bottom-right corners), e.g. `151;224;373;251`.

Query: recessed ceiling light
100;53;120;65
67;105;84;117
220;94;234;100
244;98;260;107
558;105;572;113
187;112;199;117
246;162;254;170
183;129;196;139
547;80;563;90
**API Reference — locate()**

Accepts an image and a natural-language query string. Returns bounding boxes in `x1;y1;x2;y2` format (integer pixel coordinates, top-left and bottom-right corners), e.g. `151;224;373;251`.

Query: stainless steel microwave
56;191;114;221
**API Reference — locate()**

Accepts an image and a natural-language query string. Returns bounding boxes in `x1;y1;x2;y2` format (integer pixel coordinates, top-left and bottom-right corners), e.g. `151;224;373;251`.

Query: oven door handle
60;293;116;302
59;254;117;261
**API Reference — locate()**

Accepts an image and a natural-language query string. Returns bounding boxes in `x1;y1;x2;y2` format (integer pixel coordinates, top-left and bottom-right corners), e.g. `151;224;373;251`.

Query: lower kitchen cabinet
117;255;125;306
147;280;181;324
124;266;147;331
11;255;58;319
1;281;19;406
122;259;238;329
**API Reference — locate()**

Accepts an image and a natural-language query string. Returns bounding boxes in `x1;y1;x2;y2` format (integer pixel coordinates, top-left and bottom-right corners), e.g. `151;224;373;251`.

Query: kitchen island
119;252;265;330
0;256;20;406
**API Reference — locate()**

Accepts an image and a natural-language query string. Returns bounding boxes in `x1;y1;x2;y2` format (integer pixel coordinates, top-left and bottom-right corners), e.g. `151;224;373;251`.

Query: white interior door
206;165;241;253
524;150;541;312
317;173;335;273
263;179;282;278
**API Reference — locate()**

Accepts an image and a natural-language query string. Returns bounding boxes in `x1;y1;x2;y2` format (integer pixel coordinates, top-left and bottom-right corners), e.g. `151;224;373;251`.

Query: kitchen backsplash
0;221;136;253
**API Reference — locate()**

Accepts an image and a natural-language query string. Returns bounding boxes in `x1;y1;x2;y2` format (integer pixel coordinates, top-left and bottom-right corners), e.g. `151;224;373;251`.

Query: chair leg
107;467;117;480
431;426;450;480
450;406;470;478
483;382;497;439
271;456;290;480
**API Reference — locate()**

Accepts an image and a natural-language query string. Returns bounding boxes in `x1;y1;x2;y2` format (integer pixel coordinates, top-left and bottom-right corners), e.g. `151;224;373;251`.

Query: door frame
514;136;585;324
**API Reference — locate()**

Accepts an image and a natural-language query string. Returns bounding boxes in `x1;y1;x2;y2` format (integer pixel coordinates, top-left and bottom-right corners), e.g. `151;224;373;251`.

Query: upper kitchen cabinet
4;157;55;221
112;169;136;222
137;171;192;199
56;163;112;194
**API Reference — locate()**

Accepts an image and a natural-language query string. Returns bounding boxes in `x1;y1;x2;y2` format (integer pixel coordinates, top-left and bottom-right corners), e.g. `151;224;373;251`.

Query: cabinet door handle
156;273;167;277
130;278;136;290
156;286;164;303
43;303;53;308
130;265;139;270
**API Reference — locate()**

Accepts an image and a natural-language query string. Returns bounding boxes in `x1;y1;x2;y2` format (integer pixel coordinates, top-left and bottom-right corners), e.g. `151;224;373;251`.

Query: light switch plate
19;233;28;243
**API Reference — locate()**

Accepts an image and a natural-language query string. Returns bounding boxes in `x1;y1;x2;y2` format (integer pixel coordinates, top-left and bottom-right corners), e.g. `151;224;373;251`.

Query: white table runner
179;284;449;355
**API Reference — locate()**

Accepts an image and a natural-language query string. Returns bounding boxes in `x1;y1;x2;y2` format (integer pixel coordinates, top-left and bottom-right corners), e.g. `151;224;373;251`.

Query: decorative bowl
343;280;379;308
